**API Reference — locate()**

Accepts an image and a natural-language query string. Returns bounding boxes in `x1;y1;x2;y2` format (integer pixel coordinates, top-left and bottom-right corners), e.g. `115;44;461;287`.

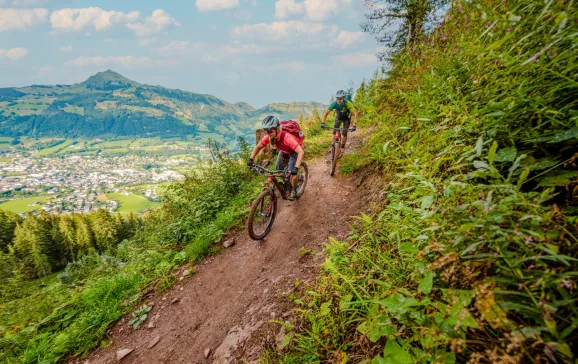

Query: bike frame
252;165;290;200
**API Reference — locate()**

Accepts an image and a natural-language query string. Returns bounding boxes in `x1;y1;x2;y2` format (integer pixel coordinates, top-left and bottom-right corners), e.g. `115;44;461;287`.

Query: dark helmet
335;90;346;98
260;115;280;129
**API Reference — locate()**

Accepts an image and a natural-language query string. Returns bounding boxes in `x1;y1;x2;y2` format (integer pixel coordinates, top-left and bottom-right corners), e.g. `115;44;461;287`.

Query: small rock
171;297;180;305
263;288;269;294
182;269;190;277
179;287;184;291
223;238;236;248
257;278;267;284
204;348;211;358
147;336;161;349
147;321;155;329
116;348;133;361
270;312;276;318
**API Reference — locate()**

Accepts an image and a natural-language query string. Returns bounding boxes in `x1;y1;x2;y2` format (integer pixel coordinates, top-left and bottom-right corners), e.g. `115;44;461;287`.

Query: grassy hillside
0;71;324;142
268;0;578;362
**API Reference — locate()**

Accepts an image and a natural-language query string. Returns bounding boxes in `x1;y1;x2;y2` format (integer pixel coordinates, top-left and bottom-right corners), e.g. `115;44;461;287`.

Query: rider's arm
249;142;265;160
347;101;358;126
321;109;330;123
294;145;304;169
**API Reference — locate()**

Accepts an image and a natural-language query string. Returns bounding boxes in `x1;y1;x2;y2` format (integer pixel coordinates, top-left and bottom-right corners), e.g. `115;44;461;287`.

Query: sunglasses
265;128;276;134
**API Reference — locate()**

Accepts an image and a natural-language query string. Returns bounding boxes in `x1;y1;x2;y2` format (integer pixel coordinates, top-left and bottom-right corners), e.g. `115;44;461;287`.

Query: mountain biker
247;115;305;201
321;90;358;152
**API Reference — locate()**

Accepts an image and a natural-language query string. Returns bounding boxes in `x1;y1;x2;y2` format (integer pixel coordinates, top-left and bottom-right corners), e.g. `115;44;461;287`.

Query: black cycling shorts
333;118;351;136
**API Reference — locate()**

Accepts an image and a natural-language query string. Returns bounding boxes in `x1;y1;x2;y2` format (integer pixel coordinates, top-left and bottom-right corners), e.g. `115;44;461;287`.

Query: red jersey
260;131;303;155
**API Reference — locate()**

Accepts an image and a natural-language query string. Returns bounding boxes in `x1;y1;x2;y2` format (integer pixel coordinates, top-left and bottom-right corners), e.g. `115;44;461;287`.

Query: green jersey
328;100;355;120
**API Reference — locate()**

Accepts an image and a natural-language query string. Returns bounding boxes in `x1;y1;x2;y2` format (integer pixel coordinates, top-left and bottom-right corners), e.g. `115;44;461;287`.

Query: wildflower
486;21;492;27
561;279;572;290
441;33;448;40
539;300;545;306
514;230;522;236
459;7;463;13
518;283;524;290
528;264;535;270
532;53;540;62
494;252;499;258
508;27;513;32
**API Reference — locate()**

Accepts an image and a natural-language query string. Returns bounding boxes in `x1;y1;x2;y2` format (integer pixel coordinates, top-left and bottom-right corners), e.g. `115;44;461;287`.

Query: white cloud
59;45;72;52
126;9;180;37
196;0;239;12
50;7;140;32
333;51;376;67
275;0;304;19
274;0;351;21
0;47;29;60
231;20;337;43
66;55;153;68
0;8;48;32
276;61;306;71
334;31;364;48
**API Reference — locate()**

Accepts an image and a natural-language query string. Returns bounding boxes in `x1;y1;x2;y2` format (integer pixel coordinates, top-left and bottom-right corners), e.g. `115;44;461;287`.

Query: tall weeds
274;0;577;362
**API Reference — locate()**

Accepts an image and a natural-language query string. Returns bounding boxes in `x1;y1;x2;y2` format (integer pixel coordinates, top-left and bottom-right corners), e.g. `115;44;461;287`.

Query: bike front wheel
295;162;309;197
330;143;339;176
247;189;277;240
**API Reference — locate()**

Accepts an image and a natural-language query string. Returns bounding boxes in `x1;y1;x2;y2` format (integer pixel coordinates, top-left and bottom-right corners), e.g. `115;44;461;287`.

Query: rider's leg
287;152;299;200
340;119;351;149
275;151;287;170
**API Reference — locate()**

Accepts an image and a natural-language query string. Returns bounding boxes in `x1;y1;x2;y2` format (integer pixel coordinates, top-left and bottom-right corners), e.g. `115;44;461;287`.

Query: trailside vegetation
0;139;260;362
269;0;577;362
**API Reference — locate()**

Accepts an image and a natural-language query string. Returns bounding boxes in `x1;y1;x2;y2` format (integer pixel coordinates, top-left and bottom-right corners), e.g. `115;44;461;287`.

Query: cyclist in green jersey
321;90;358;152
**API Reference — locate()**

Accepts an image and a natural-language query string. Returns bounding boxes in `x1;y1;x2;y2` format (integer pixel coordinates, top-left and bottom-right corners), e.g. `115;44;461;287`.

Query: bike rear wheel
247;189;277;240
330;143;339;176
295;162;308;197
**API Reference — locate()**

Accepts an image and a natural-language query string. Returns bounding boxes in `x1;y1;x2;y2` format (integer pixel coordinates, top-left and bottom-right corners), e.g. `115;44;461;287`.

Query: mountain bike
246;162;308;240
322;126;354;176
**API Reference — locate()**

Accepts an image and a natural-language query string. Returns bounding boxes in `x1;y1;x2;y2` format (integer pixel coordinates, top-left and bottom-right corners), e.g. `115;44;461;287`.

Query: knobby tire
247;189;277;240
330;143;338;177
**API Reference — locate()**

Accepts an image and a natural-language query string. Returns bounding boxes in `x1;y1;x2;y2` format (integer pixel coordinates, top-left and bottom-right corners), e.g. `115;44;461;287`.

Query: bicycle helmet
335;90;346;98
260;115;280;129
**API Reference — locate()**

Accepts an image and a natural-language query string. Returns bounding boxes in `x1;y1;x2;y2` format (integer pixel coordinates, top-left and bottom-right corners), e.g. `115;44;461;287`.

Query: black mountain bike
246;162;308;240
322;126;354;176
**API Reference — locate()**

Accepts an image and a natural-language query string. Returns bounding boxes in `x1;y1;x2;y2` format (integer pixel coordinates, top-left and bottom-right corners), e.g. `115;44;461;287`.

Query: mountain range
0;70;324;140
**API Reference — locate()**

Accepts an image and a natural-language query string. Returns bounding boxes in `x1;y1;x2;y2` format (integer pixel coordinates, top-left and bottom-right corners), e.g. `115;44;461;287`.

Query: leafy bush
274;0;578;362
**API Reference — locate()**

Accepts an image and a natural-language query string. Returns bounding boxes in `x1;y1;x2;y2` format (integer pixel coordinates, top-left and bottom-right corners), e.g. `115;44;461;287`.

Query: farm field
106;193;160;213
0;196;50;213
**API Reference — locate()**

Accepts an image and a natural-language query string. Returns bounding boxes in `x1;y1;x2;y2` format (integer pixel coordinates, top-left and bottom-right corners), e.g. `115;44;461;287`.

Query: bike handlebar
251;164;286;176
321;126;355;131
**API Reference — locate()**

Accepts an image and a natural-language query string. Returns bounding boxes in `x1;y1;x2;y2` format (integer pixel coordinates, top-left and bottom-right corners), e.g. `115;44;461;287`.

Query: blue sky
0;0;380;107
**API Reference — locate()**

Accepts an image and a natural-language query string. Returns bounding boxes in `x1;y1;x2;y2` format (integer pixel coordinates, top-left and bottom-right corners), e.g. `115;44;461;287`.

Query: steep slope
83;133;369;364
0;71;323;140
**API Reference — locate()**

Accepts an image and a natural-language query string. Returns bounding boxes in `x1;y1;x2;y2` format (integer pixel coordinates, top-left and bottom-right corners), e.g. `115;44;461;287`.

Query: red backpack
280;120;305;144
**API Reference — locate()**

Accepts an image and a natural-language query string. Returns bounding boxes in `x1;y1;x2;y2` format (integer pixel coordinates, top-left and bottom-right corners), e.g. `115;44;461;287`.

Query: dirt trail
83;135;370;364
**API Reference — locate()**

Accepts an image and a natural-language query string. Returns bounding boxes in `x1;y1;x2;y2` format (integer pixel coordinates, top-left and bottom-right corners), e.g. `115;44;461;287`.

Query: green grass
0;137;13;143
0;196;50;213
35;140;74;156
0;144;11;151
0;157;11;163
271;0;578;362
106;193;160;213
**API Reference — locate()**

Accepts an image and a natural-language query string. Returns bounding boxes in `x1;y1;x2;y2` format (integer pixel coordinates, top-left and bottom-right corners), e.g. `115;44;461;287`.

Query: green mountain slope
0;71;324;140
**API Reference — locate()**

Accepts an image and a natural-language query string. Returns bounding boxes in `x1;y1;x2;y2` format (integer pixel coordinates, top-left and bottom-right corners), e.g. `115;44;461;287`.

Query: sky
0;0;381;107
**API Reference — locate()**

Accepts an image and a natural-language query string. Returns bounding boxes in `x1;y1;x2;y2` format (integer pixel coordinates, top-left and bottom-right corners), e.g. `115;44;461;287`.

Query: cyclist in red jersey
248;115;305;201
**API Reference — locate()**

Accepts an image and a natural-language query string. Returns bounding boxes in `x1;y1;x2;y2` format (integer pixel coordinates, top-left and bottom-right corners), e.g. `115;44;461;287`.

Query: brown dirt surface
79;134;374;364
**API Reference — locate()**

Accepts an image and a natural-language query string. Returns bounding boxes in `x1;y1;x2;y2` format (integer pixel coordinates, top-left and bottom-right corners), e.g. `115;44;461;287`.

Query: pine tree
59;214;77;261
0;210;21;253
74;214;94;256
90;209;118;252
11;215;54;278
